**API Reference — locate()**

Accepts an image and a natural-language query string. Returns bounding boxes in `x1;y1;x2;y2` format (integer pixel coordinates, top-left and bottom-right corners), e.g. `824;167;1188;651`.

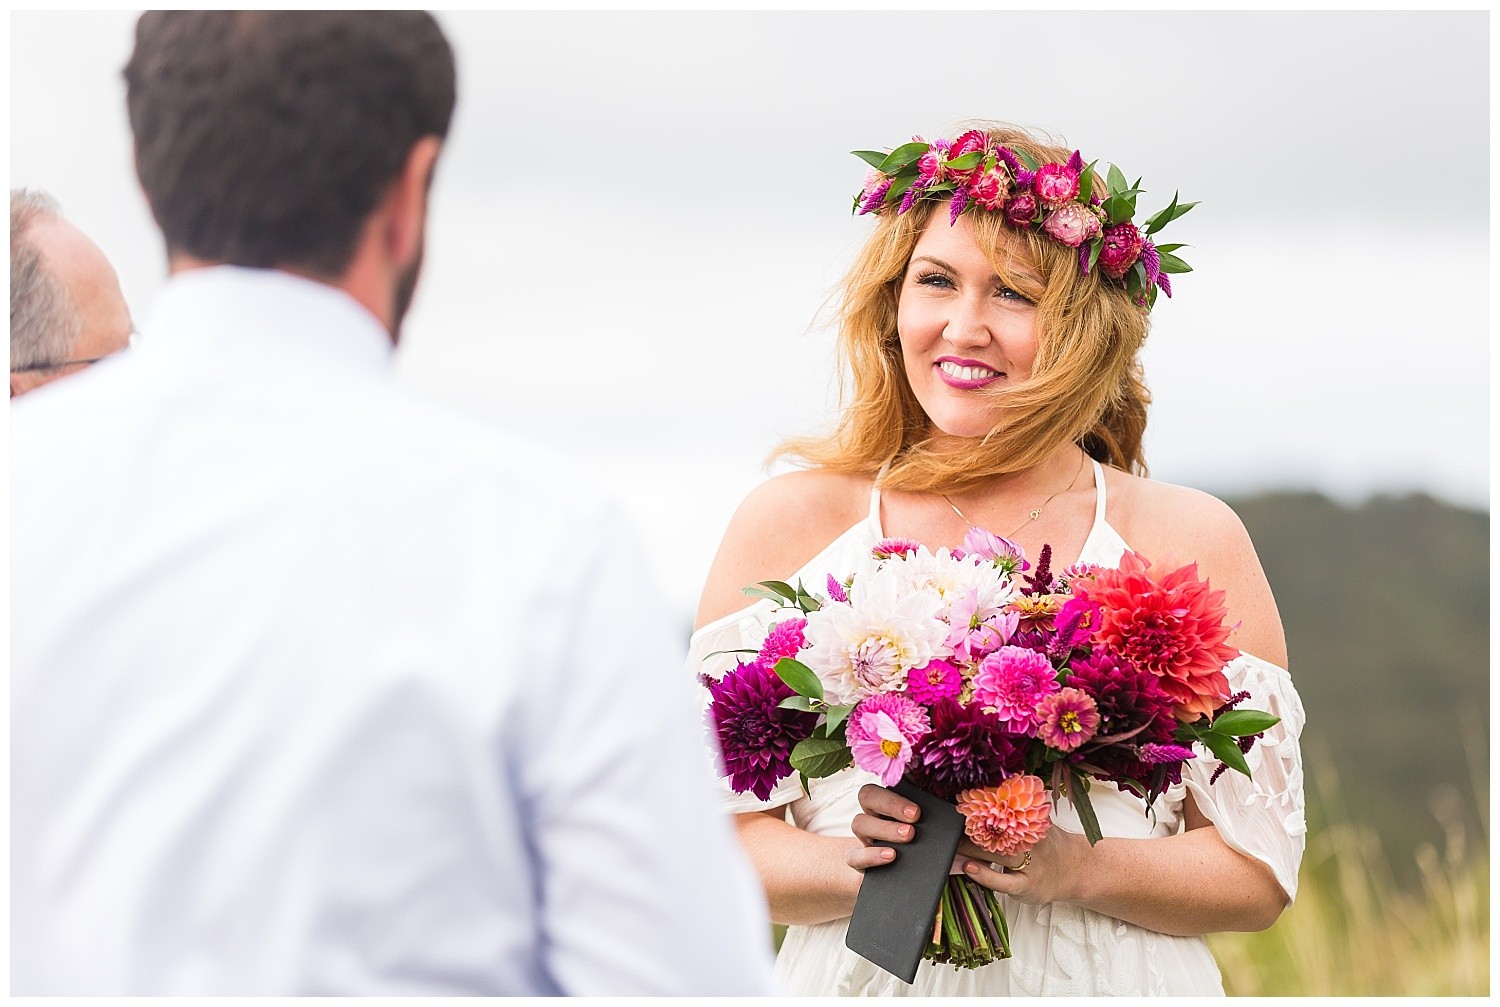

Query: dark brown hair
124;11;456;277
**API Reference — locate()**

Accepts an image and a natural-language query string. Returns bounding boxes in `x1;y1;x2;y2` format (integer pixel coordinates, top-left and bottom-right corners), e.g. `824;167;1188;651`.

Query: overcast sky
10;11;1490;620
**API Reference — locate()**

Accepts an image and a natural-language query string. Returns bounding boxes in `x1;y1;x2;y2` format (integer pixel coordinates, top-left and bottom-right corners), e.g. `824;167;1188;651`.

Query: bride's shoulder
694;468;873;629
1106;470;1288;665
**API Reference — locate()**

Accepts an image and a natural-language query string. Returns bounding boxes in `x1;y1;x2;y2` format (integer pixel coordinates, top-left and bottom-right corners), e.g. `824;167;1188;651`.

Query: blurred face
895;214;1041;440
11;216;133;397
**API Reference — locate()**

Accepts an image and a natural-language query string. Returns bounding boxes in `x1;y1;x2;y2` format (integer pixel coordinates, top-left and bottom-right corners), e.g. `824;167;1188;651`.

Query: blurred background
11;10;1489;994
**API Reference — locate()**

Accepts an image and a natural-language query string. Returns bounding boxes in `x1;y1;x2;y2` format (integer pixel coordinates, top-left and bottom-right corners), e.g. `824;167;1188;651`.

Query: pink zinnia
846;692;931;748
903;658;963;706
1034;687;1100;751
850;710;917;786
872;537;921;560
957;774;1052;857
1075;551;1240;720
758;617;807;663
972;646;1059;732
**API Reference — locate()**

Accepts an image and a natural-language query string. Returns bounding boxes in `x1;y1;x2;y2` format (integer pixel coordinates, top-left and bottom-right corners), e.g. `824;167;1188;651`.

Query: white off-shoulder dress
688;460;1307;996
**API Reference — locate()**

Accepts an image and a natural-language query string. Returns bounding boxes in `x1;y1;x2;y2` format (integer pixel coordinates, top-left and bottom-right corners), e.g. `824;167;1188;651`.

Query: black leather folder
843;780;966;984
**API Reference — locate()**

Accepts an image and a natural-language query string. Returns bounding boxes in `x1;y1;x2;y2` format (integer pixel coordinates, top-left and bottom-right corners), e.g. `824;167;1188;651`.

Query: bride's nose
941;295;993;348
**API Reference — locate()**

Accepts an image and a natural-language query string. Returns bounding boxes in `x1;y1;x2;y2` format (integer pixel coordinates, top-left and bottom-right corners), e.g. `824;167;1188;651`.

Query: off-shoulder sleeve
686;603;806;814
1182;652;1308;901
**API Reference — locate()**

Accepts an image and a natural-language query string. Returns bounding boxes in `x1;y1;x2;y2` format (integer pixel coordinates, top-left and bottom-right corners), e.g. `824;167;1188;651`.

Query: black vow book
843;780;966;984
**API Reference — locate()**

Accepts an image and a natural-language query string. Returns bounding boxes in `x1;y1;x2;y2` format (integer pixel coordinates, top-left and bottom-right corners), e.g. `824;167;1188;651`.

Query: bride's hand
846;783;1087;905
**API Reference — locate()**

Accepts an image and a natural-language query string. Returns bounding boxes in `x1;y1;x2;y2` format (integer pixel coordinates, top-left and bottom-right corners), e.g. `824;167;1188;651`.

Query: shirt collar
139;266;396;376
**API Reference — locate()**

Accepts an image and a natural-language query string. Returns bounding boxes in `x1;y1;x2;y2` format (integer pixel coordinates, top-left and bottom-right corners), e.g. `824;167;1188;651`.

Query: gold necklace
941;449;1087;539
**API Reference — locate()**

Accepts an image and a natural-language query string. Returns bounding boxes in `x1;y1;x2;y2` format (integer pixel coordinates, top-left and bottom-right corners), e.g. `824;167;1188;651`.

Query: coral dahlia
957;774;1052;857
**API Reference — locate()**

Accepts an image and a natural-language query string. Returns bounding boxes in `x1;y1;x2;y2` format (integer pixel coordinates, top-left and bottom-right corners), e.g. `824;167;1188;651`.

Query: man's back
12;267;775;994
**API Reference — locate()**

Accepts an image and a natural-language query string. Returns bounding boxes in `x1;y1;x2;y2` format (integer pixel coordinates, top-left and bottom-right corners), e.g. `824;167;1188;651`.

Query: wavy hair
778;123;1152;493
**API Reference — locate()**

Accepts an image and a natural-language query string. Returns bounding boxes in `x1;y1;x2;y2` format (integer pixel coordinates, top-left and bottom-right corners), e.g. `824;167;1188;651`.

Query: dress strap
870;461;891;526
1090;457;1107;528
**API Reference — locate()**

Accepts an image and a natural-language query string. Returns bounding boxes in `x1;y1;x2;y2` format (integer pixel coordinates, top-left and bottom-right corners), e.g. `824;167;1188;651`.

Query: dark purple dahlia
905;698;1023;802
1066;650;1176;741
705;659;818;800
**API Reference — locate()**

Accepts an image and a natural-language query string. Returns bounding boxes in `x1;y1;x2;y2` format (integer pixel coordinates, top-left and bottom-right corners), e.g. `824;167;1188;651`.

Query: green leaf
1153;242;1186;254
793;579;823;613
1086;240;1103;273
773;658;824;700
777;695;818;712
1143;191;1179;235
1106;163;1128;195
740;586;785;604
798;770;811;797
703;648;760;660
852;149;890;170
944;151;982;171
1204;733;1252;777
878;141;930;174
1068;769;1104;845
1101;195;1133;224
790;736;854;778
1211;710;1281;736
823;703;856;734
1158;252;1193;275
1077;159;1099;203
1012;147;1039;171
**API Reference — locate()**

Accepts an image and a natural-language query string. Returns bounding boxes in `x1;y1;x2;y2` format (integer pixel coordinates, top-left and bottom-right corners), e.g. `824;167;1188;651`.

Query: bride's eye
914;271;954;290
997;285;1034;305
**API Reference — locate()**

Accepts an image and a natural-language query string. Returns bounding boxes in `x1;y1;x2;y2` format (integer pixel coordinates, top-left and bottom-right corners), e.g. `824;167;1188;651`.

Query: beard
390;232;425;345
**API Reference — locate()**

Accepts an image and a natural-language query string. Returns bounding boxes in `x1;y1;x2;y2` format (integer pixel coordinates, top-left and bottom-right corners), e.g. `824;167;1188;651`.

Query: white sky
9;10;1491;622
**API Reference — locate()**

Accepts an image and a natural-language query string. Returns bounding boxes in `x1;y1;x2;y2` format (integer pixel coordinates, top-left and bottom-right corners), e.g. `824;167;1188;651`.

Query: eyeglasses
11;330;138;374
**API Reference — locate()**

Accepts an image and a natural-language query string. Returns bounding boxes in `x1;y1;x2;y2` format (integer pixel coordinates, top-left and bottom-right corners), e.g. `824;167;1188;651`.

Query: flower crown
853;130;1195;309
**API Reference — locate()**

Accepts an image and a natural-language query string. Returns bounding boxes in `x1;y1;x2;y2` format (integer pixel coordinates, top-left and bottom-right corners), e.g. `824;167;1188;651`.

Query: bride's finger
856;783;919;823
846;843;898;872
850;812;915;847
958;856;1023;894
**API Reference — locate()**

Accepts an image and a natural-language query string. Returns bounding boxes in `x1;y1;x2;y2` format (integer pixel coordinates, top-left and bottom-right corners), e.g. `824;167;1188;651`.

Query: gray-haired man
10;189;133;398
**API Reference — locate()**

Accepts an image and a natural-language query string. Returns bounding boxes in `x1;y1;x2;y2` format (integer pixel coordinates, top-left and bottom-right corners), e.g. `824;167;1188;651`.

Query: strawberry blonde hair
778;122;1152;494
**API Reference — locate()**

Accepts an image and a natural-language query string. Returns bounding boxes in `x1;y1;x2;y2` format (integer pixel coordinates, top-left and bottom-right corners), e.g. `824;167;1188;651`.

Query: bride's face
895;215;1042;441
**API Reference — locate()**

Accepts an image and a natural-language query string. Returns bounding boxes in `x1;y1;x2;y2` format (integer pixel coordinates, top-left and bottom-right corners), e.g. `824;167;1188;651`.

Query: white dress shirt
10;267;777;995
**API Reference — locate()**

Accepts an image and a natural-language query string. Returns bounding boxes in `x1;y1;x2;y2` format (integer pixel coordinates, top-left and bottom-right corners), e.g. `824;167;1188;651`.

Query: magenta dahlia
905;697;1023;801
972;645;1060;732
903;658;964;706
705;659;819;800
758;617;807;664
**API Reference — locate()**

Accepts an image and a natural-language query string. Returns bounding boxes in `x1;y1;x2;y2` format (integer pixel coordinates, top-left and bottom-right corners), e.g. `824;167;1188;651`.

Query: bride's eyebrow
910;255;955;272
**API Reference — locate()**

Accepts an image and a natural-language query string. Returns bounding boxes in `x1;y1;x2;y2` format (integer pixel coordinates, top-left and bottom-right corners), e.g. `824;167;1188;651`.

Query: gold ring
1010;851;1032;873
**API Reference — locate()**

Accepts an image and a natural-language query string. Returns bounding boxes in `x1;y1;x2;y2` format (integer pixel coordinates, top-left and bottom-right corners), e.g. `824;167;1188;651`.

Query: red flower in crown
969;166;1010;211
1003;190;1040;227
1099;222;1145;279
1033;163;1081;209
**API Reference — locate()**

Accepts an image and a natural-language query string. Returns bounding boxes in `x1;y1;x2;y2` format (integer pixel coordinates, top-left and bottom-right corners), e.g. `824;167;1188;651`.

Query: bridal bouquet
699;527;1279;974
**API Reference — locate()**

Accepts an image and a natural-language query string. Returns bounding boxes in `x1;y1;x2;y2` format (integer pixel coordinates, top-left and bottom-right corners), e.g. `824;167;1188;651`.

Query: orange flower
956;774;1052;857
1075;551;1240;720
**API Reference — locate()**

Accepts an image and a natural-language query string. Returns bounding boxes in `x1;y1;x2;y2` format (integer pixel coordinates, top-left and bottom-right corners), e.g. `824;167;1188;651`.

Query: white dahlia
801;568;950;705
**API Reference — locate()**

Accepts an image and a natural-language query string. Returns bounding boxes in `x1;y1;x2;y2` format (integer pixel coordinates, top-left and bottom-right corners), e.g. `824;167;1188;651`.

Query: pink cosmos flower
873;537;922;560
957;774;1052;857
972;645;1059;732
962;525;1028;571
847;692;931;747
1034;687;1101;751
1098;222;1145;279
969;167;1009;211
758;617;807;663
903;658;964;706
1033;163;1081;208
1041;203;1102;247
850;709;918;786
1003;190;1040;227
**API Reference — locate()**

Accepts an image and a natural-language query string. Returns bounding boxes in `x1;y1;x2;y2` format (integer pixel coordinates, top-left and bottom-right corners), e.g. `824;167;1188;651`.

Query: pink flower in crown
858;172;893;215
904;658;963;706
849;708;921;786
1041;203;1102;248
1033;163;1081;209
968;166;1010;211
1034;687;1100;751
1003;190;1040;228
1098;222;1145;279
948;129;990;164
915;141;951;187
758;617;807;664
873;537;922;560
972;645;1059;733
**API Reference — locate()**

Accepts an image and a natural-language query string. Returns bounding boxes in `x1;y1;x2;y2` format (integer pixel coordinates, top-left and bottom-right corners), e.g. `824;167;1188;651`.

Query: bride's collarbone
879;484;1100;568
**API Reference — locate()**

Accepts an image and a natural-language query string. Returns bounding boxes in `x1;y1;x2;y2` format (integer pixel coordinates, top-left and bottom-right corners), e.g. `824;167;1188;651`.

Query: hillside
1223;491;1489;881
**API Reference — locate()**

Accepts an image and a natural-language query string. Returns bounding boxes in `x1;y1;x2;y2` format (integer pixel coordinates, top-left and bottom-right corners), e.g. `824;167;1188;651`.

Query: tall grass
1208;753;1489;996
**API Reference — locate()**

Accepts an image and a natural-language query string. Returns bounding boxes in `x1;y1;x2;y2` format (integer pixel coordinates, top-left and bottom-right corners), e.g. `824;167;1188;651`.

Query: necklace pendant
1028;508;1042;521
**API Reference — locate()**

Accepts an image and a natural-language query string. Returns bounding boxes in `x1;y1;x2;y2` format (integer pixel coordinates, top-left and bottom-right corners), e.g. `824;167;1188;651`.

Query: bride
688;122;1306;995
